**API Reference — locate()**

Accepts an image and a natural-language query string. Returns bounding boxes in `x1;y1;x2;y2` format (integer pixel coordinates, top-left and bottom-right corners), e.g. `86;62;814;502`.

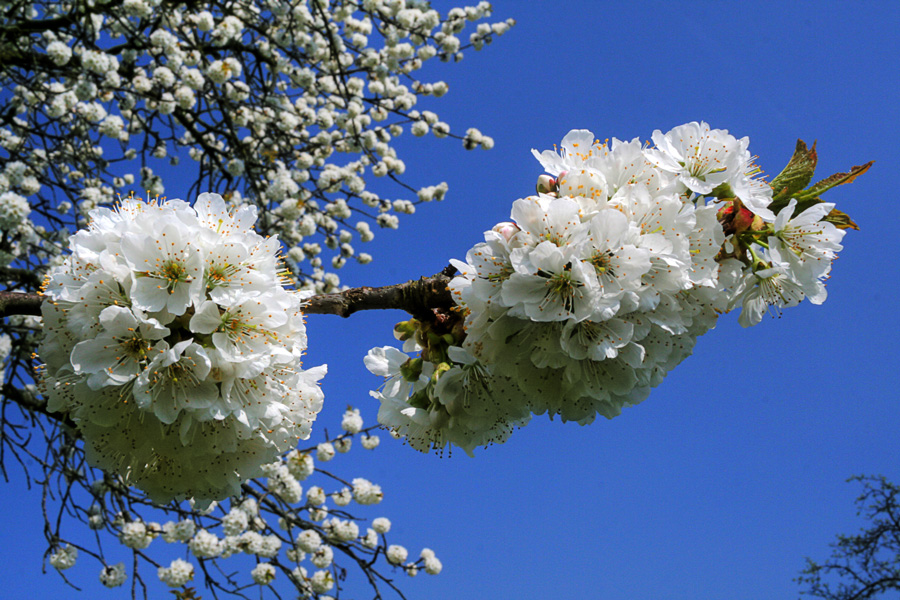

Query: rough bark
0;267;457;320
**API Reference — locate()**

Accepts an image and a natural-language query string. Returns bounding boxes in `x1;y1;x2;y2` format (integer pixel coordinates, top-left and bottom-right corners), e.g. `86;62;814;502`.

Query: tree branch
0;266;43;288
303;267;456;319
1;383;77;431
0;267;458;319
0;290;43;317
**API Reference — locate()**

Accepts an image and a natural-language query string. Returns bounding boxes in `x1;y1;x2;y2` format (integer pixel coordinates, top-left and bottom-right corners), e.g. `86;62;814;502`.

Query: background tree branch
798;476;900;600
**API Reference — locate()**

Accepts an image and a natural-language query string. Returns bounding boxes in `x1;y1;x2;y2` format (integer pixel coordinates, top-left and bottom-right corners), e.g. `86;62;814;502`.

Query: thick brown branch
0;291;43;317
303;268;456;320
1;268;458;319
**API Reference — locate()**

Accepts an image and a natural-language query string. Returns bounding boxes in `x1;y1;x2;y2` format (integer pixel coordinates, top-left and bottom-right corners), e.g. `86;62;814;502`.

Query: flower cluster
0;1;513;293
158;558;195;587
38;193;326;504
368;122;858;453
49;544;77;570
63;407;437;596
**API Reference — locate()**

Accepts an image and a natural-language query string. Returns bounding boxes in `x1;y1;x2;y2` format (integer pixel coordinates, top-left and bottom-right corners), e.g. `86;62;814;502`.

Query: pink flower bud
491;221;520;243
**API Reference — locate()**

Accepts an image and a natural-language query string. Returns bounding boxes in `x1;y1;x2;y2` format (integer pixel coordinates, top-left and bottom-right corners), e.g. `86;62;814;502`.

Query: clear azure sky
4;2;900;599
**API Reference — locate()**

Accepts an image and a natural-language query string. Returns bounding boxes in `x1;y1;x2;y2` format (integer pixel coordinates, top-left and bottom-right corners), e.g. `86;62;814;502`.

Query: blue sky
4;1;900;599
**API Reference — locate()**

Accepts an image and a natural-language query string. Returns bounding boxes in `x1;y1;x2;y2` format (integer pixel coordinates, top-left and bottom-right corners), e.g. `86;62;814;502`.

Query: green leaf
824;207;860;230
771;196;828;220
770;139;818;203
793;160;874;201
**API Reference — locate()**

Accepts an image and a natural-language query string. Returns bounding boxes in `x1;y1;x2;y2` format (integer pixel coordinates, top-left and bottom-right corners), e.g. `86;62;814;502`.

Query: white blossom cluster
158;558;195;587
66;407;437;596
99;563;127;588
38;192;326;504
5;1;507;597
368;122;850;453
49;544;77;570
0;0;513;294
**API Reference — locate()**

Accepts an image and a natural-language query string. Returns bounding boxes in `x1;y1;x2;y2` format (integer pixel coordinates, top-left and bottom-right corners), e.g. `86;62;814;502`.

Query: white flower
257;534;281;558
206;58;241;83
0;192;30;229
123;0;152;17
237;497;258;516
501;241;598;322
769;199;844;282
189;529;223;558
296;529;322;553
388;125;793;451
311;544;334;568
194;10;215;31
372;517;391;533
121;220;204;314
251;562;276;585
334;437;352;453
365;346;428;400
731;259;812;327
49;544;77;570
222;509;249;536
581;209;651;318
386;544;408;565
306;486;326;506
731;168;776;221
509;195;585;249
162;519;196;543
174;86;196;109
99;563;127;588
158;559;194;587
424;556;443;574
531;128;598;176
133;340;218;423
645;121;746;194
352;478;383;505
46;41;72;65
310;570;334;593
286;450;315;480
213;15;244;45
332;488;352;506
39;194;327;504
323;518;358;542
341;407;364;433
361;528;379;548
316;442;335;462
120;521;153;549
265;465;302;504
98;115;125;139
182;68;205;89
153;66;176;88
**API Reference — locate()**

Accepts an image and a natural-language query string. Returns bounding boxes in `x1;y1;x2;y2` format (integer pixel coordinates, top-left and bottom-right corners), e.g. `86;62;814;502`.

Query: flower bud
536;174;557;195
425;330;441;345
717;200;763;235
400;357;423;382
491;221;520;243
393;320;417;341
431;361;452;385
